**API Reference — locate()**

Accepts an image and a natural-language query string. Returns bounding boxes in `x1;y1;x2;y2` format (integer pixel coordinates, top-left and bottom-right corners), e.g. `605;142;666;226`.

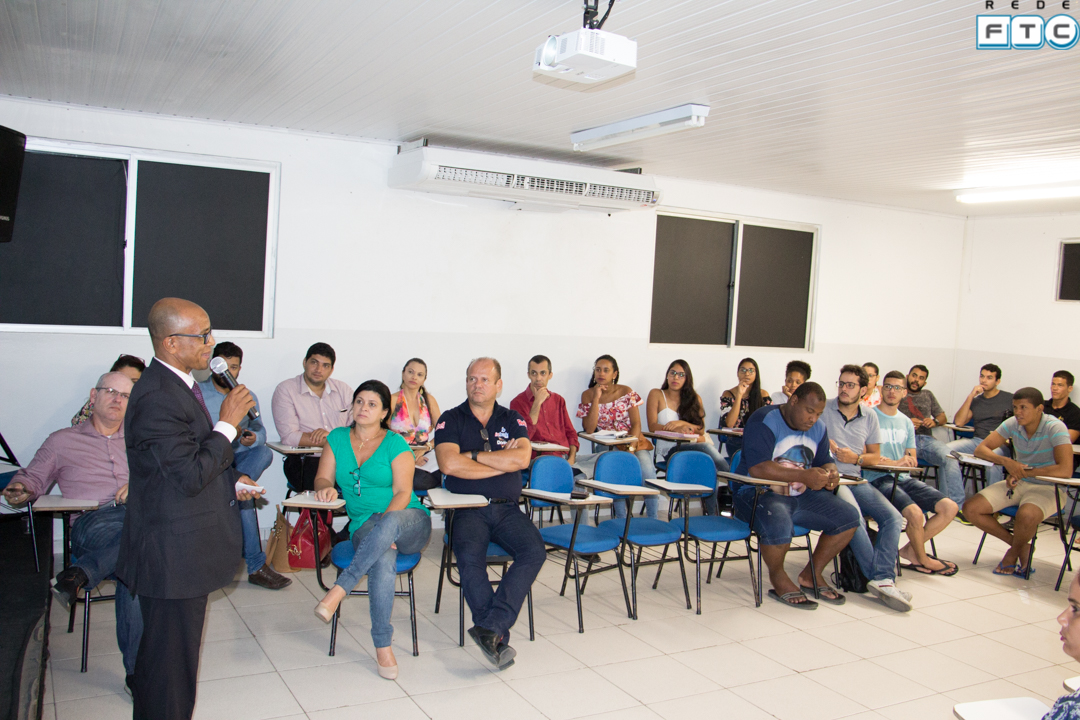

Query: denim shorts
869;476;947;514
732;485;861;546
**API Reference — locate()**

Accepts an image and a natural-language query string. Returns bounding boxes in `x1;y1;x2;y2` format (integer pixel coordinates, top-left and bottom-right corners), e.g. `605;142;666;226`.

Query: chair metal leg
614;542;633;619
675;543;692;610
527;589;535;641
67;601;76;633
694;539;702;615
651;545;668;589
458;581;465;647
571;554;585;633
974;532;987;564
1057;527;1078;591
408;571;419;657
805;534;819;597
80;590;92;673
329;604;340;657
25;506;40;573
744;538;757;602
626;542;639;620
706;542;718;584
715;542;731;579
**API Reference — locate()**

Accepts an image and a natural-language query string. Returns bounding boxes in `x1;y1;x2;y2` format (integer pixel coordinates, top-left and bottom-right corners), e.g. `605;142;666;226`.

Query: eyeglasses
349;467;362;495
836;381;860;391
667;371;686;379
167;330;213;344
737;367;756;375
479;429;491;453
95;387;130;400
883;383;906;391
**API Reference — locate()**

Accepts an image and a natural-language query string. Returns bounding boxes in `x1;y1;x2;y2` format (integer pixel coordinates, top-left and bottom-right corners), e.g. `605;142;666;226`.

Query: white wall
0;97;971;531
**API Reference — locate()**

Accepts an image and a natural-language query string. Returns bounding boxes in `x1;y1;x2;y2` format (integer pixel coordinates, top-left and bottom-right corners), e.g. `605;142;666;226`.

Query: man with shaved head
3;370;142;688
434;357;543;670
117;298;258;720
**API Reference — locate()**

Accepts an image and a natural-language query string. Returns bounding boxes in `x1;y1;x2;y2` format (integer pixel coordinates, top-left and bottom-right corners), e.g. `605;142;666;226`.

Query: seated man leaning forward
963;387;1075;577
866;371;959;576
434;357;546;669
732;382;861;609
2;371;141;688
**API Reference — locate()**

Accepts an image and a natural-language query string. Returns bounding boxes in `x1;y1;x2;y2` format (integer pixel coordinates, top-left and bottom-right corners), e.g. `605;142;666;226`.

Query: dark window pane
734;225;814;349
0;152;126;326
1061;243;1080;301
650;215;735;345
132;162;269;331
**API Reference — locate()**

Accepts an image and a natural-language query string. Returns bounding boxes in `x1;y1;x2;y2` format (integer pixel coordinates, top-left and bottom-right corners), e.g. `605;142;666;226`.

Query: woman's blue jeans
334;507;432;648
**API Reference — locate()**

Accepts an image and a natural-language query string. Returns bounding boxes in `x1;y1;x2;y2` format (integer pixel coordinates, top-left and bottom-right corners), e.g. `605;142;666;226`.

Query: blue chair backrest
530;455;575;493
730;450;742;475
666;451;717;492
595;451;643;487
0;469;17;490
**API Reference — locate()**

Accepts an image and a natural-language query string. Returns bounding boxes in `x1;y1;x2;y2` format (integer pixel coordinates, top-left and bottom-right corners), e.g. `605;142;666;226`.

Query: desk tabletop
859;463;915;473
531;442;570;453
576;478;660;496
946;424;975;433
707;428;744;437
838;477;867;485
953;452;994;467
717;471;786;488
426;487;490;509
578;432;637;447
952;697;1050;720
282;492;345;510
32;496;100;512
1064;676;1080;693
267;442;323;455
521;488;612;506
1074;444;1080;454
1034;475;1080;487
642;430;698;442
645;478;713;495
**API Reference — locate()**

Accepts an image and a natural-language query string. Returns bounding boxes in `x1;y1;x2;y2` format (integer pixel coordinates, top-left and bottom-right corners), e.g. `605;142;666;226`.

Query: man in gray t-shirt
946;364;1012;497
896;365;964;506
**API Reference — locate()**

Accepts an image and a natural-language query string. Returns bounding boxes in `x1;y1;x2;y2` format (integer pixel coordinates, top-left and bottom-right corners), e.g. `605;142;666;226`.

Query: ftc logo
976;14;1079;48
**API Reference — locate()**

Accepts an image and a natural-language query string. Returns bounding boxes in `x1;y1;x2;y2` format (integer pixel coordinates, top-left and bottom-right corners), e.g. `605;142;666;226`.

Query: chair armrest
521;488;612;506
576;478;660;496
644;478;712;495
717;471;786;488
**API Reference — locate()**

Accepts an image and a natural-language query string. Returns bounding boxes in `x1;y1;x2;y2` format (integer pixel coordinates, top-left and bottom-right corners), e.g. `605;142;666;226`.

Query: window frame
651;207;821;351
0;137;280;337
1057;240;1080;303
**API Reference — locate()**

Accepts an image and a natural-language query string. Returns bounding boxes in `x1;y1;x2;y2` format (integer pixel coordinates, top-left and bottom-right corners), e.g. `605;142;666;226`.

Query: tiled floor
41;519;1080;720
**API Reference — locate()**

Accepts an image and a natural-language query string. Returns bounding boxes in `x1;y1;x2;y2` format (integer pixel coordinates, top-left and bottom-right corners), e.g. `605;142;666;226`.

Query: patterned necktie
190;382;214;423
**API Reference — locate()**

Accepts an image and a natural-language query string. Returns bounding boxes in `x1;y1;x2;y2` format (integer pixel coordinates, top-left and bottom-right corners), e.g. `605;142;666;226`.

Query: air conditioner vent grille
585;184;659;205
513;175;587;196
434;165;513;187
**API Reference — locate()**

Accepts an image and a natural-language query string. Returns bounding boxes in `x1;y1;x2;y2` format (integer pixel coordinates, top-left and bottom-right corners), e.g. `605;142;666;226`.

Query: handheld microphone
209;357;260;421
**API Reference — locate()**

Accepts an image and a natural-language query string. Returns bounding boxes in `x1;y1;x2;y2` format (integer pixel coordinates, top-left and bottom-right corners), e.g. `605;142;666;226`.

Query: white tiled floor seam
41;520;1080;719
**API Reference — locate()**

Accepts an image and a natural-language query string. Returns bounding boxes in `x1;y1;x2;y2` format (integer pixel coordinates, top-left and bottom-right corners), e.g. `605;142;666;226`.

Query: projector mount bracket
583;0;616;30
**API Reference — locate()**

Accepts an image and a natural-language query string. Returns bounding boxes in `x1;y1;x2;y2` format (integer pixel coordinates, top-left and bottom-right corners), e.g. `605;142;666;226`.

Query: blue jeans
837;483;903;582
452;503;545;638
234;444;274;481
732;485;861;546
916;434;965;506
234;444;274;574
668;440;730;514
335;508;432;647
70;504;141;676
946;437;1006;495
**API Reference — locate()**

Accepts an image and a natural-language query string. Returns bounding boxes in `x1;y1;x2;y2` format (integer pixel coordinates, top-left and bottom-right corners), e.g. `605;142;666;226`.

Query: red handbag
286;511;332;569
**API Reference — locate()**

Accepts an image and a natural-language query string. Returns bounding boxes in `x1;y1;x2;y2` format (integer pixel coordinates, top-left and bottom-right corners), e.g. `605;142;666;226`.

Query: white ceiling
2;0;1079;215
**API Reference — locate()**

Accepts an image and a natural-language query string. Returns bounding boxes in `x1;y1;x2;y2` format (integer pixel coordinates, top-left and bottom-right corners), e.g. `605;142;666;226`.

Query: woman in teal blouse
312;380;431;680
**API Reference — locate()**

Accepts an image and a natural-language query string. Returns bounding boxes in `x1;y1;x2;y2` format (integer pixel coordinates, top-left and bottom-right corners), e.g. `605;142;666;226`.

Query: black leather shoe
468;625;515;669
51;567;88;612
248;564;292;590
124;674;135;698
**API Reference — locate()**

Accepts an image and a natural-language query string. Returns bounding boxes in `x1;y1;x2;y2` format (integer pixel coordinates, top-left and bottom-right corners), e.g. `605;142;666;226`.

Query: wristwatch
471;450;479;461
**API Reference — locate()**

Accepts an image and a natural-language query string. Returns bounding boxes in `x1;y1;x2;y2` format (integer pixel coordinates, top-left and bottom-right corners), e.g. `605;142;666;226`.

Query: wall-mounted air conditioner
387;146;660;212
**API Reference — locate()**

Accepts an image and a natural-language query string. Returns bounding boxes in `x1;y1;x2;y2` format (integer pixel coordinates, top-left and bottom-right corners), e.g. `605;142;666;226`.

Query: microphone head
209;357;229;375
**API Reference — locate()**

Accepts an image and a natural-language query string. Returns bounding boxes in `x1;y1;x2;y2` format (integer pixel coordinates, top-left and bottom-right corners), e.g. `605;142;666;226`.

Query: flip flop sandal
993;561;1020;575
931;560;959;576
1014;565;1036;578
899;562;936;575
800;584;846;606
768;589;818;610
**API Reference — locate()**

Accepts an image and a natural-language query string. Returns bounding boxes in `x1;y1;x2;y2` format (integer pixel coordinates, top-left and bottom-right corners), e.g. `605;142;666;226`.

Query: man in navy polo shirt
434;357;545;669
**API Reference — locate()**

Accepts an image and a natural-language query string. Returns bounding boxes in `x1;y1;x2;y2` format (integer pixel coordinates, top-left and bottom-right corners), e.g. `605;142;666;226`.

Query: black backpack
832;524;875;593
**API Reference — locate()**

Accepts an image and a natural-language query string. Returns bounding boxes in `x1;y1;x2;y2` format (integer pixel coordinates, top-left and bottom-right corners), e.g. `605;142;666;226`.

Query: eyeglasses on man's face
95;387;130;400
836;381;860;391
167;330;213;344
883;383;906;392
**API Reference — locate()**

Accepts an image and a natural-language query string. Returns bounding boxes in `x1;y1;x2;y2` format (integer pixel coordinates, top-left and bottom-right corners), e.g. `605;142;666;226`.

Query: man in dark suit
117;297;258;720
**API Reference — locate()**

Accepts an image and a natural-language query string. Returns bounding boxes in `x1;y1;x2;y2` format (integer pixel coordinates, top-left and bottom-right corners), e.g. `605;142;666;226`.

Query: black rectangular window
131;162;270;331
0;152;126;326
1060;242;1080;301
734;225;814;349
650;215;735;344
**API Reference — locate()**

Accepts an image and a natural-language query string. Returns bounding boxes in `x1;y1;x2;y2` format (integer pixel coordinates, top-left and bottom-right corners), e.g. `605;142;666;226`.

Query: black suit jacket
117;359;242;599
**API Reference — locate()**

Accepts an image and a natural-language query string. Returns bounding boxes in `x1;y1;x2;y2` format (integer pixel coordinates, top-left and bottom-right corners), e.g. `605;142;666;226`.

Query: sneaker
867;579;913;612
51;567;89;612
955;511;973;526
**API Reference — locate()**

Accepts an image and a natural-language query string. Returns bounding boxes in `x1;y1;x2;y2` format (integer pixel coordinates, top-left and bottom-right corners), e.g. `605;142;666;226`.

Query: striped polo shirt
995;414;1072;486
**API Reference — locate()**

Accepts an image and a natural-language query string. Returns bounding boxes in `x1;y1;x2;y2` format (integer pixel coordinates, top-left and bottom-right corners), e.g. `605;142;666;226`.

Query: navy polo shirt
434;400;530;501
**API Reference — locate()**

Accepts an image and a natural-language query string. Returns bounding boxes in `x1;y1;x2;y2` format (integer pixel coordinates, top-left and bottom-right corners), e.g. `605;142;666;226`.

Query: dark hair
883;370;906;383
589;354;620;388
305;342;336;366
351;380;392;430
981;363;1002;381
1013;387;1044;407
909;364;929;376
840;364;869;388
212;342;243;364
401;358;429;399
110;354;146;373
661;359;704;427
1054;370;1075;387
862;362;879;375
738;358;766;415
793;381;827;403
529;355;552;372
786;360;812;380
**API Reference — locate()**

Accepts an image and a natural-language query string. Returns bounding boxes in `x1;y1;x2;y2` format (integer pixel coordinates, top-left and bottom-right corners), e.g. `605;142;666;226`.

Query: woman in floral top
718;357;772;455
1044;571;1080;719
576;354;659;519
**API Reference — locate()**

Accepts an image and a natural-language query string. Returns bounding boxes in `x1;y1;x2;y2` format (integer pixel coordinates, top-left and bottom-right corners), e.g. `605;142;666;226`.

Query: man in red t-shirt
509;355;580;465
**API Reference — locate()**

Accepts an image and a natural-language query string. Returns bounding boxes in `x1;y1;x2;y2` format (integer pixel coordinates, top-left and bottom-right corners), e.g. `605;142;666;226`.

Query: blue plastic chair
664;452;754;614
530;456;630;632
594;452;691;619
325;541;422;657
526;457;565;528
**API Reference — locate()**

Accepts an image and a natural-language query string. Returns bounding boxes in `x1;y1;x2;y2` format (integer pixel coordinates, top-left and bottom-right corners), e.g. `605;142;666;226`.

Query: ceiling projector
533;28;637;84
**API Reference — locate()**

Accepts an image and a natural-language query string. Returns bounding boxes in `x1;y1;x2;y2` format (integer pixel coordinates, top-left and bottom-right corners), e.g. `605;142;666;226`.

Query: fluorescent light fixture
955;182;1080;204
572;104;710;152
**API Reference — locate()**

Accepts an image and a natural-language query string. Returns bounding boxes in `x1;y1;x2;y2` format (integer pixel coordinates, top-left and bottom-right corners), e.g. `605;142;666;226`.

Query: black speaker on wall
0;125;27;243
